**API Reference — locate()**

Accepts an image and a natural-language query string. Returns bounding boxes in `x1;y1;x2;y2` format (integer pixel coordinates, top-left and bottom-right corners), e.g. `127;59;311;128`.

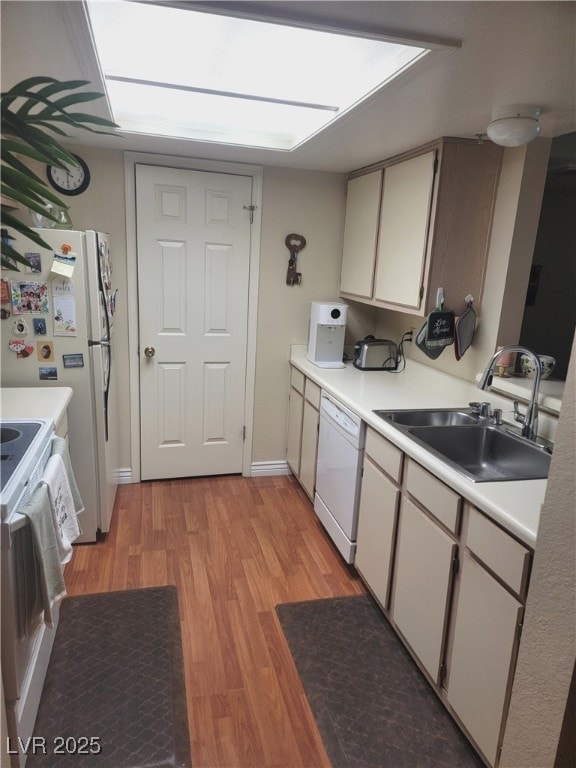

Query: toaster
353;337;399;370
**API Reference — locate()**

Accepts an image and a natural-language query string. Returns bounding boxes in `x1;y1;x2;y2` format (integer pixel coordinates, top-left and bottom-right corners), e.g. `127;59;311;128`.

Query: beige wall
53;152;352;470
501;333;576;767
253;166;378;462
253;166;346;462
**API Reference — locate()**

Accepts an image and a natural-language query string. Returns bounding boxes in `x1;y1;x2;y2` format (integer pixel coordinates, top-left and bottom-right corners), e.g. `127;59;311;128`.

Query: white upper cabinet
374;151;436;308
339;138;503;316
340;170;382;299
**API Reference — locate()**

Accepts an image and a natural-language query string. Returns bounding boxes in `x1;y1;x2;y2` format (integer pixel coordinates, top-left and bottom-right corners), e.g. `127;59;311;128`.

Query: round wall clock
46;154;90;196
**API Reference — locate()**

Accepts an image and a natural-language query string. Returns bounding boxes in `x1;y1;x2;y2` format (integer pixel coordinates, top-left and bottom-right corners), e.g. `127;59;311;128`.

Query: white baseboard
250;461;292;477
114;464;292;483
115;468;134;485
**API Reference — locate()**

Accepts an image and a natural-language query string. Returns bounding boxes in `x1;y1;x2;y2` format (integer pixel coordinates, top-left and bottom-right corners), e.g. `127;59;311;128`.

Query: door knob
144;346;155;358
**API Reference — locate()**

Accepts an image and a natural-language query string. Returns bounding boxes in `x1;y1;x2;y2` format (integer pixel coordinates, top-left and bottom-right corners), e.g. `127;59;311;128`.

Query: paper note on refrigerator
50;245;77;278
52;278;77;336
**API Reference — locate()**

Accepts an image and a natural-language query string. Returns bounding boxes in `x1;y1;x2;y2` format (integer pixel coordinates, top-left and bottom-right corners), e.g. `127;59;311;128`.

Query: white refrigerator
1;229;119;541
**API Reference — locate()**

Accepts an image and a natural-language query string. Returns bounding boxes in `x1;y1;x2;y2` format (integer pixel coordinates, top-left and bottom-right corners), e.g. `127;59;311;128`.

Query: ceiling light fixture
84;0;442;151
486;104;542;147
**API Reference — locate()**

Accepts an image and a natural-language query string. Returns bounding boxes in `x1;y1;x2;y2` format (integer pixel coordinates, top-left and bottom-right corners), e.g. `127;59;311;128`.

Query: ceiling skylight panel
106;79;331;149
86;1;433;150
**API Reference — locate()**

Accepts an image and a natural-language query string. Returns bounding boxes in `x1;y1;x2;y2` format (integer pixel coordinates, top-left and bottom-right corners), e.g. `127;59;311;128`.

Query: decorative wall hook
285;233;306;286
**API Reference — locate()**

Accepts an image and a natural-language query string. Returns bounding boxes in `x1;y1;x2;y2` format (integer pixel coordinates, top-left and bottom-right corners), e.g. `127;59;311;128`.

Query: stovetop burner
1;422;43;491
0;419;54;518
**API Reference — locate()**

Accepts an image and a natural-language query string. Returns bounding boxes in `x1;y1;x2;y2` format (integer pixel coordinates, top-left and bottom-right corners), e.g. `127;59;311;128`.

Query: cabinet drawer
304;378;321;409
405;459;460;533
290;366;305;395
467;507;531;598
365;427;403;483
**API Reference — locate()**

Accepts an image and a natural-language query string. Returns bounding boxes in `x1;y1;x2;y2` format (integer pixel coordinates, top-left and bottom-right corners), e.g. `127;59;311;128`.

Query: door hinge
451;553;459;575
438;661;446;687
243;204;257;224
419;285;424;300
242;425;247;441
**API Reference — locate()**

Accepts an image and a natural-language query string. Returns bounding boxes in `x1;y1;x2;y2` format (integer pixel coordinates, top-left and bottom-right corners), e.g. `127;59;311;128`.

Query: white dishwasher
314;392;365;563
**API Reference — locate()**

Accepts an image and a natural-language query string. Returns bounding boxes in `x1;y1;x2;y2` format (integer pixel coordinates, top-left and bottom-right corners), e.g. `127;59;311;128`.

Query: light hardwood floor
64;474;365;767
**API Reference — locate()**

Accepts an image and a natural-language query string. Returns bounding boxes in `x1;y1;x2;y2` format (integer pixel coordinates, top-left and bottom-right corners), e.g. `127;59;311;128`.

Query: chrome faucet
478;346;541;440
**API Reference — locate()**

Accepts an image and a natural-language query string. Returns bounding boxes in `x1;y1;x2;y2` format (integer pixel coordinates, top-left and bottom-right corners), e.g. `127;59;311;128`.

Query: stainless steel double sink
373;408;551;482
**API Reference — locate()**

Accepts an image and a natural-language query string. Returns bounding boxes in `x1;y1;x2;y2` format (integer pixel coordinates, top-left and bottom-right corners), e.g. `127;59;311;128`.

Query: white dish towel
42;453;81;564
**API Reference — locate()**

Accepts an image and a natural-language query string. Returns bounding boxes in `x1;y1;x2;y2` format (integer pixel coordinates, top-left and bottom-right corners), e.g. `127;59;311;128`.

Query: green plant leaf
2;165;66;206
2;76;119;264
31;112;119;135
1;209;61;270
1;241;36;270
1;138;57;165
15;80;95;115
2;150;48;182
3;116;80;165
35;91;109;113
1;209;54;249
2;75;87;95
8;81;117;131
1;186;61;221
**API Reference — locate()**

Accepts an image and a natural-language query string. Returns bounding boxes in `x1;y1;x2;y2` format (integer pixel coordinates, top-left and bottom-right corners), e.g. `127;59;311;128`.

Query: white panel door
136;164;253;480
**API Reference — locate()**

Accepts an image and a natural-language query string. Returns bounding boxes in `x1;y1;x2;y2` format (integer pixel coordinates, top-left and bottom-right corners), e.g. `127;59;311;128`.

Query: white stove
1;417;56;767
1;419;54;520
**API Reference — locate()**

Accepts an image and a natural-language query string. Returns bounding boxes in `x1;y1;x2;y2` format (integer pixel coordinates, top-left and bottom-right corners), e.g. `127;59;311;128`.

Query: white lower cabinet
392;497;457;682
446;553;523;767
356;428;403;609
355;456;400;609
354;443;532;768
286;386;303;476
299;398;319;498
286;365;320;500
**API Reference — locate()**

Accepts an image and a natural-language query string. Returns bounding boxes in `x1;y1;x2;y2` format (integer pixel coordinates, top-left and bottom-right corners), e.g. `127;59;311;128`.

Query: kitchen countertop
1;387;73;428
486;374;563;415
291;351;549;548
